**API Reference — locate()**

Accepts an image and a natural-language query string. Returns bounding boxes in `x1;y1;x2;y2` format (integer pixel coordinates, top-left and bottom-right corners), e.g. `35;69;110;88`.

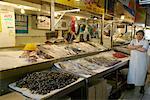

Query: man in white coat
127;30;149;94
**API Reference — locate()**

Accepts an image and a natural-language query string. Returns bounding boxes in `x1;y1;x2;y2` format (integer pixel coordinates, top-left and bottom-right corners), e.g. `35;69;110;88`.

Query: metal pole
111;22;113;48
145;8;147;27
131;24;133;40
105;0;108;14
133;25;136;39
100;14;104;45
51;0;55;31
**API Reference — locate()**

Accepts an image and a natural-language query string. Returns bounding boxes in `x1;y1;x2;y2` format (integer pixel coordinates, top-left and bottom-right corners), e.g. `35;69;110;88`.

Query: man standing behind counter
127;30;149;94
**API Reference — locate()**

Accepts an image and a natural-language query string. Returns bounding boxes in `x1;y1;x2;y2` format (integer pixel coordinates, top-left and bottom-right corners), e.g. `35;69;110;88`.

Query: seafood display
15;71;79;95
69;42;98;52
56;59;100;77
64;46;85;54
113;45;130;54
87;41;107;50
84;57;121;67
55;51;125;77
37;45;71;58
37;42;105;58
37;50;54;59
112;52;127;58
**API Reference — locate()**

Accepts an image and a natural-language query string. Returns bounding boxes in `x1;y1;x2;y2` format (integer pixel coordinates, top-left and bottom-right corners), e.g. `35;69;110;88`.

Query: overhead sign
15;14;28;34
37;16;50;29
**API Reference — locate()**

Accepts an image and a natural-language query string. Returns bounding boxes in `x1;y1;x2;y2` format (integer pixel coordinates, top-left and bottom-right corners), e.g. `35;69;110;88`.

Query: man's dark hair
136;30;145;36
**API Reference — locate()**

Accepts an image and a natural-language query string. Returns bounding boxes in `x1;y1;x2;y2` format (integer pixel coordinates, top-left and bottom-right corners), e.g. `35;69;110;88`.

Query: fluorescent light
56;9;80;13
0;1;40;11
76;0;80;1
0;1;18;8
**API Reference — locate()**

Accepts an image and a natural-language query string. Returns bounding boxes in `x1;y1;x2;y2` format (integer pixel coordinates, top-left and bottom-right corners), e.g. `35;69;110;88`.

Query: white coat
127;39;149;86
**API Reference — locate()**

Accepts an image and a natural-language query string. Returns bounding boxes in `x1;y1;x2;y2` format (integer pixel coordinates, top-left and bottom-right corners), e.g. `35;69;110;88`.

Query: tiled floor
120;74;150;100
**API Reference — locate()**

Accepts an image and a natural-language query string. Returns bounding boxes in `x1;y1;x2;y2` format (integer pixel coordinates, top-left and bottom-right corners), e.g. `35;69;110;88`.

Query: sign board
15;14;28;34
0;5;15;47
37;16;51;29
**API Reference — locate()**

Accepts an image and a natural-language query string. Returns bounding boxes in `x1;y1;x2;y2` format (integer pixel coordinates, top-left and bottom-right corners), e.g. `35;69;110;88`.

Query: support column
51;0;55;31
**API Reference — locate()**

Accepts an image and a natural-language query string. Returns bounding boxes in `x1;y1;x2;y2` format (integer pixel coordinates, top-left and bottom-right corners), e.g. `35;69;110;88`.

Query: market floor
119;74;150;100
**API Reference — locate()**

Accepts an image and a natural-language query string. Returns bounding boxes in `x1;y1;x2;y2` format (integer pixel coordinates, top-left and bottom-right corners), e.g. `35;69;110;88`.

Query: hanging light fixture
120;14;125;20
76;16;81;20
21;8;25;14
94;17;97;20
38;9;41;12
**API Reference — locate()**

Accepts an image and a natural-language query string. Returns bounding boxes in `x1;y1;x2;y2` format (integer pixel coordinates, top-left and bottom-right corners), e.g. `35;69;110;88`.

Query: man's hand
134;45;143;49
128;45;143;50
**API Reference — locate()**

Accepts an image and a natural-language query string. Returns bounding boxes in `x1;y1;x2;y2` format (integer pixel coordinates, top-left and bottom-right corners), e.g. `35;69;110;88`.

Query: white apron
148;47;150;73
127;39;149;86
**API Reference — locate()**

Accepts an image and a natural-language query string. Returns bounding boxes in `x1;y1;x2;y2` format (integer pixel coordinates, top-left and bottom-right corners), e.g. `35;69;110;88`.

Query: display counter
55;51;128;78
0;42;107;72
0;42;129;99
0;51;49;71
7;50;129;99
